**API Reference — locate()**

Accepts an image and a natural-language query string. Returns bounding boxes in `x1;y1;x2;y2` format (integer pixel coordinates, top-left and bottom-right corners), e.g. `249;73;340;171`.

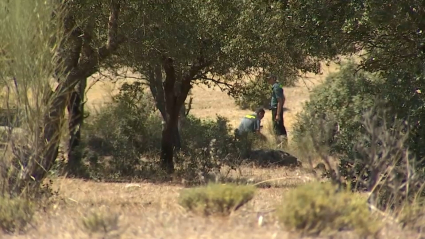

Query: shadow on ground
244;149;302;168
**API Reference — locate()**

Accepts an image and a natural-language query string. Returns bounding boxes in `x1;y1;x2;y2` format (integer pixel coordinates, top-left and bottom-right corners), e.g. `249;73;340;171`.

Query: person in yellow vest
267;74;288;147
235;108;267;140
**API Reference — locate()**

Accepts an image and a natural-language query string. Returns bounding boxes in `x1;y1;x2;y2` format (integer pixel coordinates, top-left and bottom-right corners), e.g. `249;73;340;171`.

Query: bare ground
4;62;419;238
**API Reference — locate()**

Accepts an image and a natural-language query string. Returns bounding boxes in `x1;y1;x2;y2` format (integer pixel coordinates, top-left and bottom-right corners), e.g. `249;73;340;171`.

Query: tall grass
0;0;65;197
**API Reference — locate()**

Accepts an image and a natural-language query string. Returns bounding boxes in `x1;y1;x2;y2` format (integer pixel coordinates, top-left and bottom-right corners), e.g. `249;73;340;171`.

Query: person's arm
274;86;285;121
254;119;261;132
277;98;283;118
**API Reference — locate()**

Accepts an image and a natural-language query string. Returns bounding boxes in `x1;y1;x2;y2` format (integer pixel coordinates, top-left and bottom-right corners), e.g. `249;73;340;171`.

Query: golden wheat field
3;61;418;239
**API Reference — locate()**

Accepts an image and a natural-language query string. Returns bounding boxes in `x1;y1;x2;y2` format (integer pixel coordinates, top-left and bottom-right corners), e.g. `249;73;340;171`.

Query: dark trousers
271;108;287;137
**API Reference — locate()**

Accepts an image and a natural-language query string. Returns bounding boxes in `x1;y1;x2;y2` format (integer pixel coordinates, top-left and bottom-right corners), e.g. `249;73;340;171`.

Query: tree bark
66;77;86;172
160;57;195;173
148;63;182;151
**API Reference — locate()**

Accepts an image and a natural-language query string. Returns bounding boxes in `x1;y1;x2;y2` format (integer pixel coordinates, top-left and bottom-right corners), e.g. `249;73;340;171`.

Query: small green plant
178;183;256;216
0;196;34;233
276;181;381;237
81;211;122;239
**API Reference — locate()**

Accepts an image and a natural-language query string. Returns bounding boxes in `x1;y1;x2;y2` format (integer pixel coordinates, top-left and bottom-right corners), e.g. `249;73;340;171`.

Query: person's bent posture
235;108;267;141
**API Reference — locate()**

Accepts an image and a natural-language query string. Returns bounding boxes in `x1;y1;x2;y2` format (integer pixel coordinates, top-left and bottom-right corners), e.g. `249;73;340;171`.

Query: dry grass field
3;61;418;239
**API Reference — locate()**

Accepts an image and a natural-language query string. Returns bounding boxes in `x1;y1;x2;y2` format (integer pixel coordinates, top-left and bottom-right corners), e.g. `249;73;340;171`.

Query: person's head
266;74;278;85
255;108;265;119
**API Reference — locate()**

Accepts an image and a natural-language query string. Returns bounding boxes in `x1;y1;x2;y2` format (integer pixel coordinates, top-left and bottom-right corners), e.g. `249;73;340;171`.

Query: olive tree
118;0;320;173
285;0;425;72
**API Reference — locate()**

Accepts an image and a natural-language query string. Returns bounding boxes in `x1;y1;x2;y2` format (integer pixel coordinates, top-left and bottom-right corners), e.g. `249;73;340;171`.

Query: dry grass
3;61;421;238
1;172;416;239
0;168;320;239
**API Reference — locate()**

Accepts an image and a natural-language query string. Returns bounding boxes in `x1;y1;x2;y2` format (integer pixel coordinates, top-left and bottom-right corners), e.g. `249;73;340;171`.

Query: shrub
178;183;256;216
0;196;34;233
84;82;246;181
295;89;425;212
292;61;380;157
83;82;162;177
276;181;381;237
293;61;425;194
81;211;122;238
175;115;256;183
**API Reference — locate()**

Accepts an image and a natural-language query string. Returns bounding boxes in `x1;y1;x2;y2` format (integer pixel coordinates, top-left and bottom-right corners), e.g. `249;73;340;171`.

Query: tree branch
77;0;125;79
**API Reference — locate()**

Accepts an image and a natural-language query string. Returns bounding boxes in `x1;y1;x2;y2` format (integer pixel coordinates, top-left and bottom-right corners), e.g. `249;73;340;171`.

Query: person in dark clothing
267;74;288;147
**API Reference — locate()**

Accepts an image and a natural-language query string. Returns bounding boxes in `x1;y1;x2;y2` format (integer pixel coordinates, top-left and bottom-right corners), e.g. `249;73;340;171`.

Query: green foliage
181;115;234;156
286;0;425;73
276;182;381;237
293;61;380;157
121;0;319;93
174;115;248;182
84;82;246;180
286;0;425;164
378;68;425;163
234;73;298;111
234;77;271;111
0;196;34;233
178;183;256;216
84;82;161;177
293;62;425;213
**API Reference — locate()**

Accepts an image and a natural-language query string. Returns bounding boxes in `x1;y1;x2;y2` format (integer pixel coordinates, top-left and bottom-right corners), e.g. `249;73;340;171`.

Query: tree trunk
160;118;178;173
66;77;86;172
160;58;184;173
148;63;182;151
19;0;123;183
158;56;209;174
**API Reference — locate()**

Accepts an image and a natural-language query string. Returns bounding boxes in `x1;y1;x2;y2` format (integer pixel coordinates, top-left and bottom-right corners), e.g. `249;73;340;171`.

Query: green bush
292;61;425;211
83;82;162;177
175;115;249;182
276;182;381;237
178;183;256;216
378;68;425;165
292;61;380;157
292;62;382;187
84;82;245;180
0;196;34;233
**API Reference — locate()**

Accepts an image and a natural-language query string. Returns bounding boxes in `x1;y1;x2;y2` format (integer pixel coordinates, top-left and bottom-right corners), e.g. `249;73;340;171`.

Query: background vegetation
1;0;425;238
